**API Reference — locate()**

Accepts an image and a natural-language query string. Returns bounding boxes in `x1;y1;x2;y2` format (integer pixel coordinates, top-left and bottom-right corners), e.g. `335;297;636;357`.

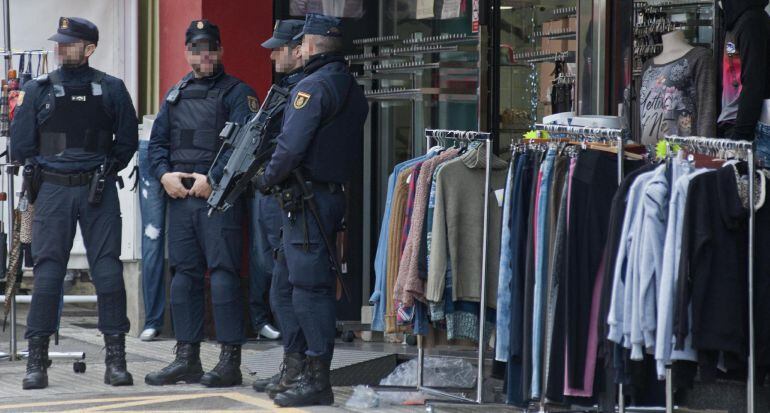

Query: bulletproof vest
302;71;368;184
166;73;240;171
37;69;114;156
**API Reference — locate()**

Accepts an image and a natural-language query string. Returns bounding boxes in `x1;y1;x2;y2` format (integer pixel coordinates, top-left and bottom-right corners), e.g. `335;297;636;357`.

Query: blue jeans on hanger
496;155;520;362
138;140;168;331
531;148;556;399
755;122;770;168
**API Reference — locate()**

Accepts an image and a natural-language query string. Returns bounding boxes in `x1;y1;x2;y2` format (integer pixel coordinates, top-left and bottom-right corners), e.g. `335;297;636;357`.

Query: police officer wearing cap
248;19;307;396
256;14;368;407
145;19;258;388
10;17;138;390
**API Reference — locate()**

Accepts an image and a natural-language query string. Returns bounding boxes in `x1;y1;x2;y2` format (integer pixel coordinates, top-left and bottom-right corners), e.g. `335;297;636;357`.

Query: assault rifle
207;85;290;214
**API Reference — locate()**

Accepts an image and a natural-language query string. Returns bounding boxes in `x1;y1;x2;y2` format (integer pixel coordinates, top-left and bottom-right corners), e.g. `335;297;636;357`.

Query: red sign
472;0;479;32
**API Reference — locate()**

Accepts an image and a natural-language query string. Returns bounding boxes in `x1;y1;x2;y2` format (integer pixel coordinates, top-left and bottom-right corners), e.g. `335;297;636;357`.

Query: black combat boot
22;336;50;390
200;344;242;387
104;334;133;386
264;352;305;398
145;342;204;385
273;356;333;407
252;373;278;393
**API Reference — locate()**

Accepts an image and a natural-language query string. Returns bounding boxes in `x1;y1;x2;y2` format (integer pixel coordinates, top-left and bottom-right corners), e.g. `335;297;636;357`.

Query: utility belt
40;169;95;187
275;178;344;214
28;164;123;205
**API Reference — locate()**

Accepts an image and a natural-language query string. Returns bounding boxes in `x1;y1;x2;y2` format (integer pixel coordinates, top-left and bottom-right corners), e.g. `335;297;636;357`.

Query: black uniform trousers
167;196;245;345
26;179;129;338
272;188;345;362
249;191;282;332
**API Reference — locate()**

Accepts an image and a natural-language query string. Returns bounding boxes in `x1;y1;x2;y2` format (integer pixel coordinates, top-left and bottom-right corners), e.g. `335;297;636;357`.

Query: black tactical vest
37;70;114;156
166;73;240;172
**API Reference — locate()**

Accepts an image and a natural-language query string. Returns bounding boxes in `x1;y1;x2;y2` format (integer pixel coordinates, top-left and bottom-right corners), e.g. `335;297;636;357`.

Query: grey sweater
425;146;508;306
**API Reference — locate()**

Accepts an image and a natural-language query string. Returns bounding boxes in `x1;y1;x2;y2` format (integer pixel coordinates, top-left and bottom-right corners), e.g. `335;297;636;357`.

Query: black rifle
207;85;290;214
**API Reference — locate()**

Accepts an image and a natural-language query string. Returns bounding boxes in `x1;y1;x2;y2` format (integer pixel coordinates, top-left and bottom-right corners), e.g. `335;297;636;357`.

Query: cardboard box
541;18;569;53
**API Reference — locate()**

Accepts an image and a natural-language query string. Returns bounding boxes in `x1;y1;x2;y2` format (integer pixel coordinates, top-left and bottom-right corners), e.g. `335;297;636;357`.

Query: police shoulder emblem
294;92;311;109
247;96;259;113
60;18;69;29
197;20;205;29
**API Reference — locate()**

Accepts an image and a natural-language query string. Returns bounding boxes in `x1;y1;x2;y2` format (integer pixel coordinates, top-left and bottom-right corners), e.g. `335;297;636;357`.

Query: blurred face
300;35;318;65
270;44;302;73
55;41;95;67
185;39;223;77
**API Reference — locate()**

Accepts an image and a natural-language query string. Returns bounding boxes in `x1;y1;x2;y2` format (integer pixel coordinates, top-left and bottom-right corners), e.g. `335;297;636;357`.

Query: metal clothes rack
535;123;631;413
534;123;627;183
664;136;758;413
412;128;494;405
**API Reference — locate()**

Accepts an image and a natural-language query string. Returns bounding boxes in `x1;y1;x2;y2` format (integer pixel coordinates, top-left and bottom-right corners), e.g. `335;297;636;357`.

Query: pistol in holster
88;159;124;205
22;162;42;204
276;183;305;214
88;164;108;205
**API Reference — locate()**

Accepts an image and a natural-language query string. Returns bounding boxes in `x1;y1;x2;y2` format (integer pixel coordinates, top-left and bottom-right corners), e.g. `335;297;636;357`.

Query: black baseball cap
185;19;221;44
261;20;305;49
48;17;99;44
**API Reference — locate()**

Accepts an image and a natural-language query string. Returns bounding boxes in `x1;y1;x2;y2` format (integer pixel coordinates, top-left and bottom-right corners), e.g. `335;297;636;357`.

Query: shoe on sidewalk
140;328;160;342
258;324;281;340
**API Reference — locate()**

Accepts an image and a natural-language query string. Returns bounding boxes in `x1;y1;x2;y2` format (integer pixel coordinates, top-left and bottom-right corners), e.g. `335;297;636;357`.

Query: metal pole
2;0;16;362
417;335;424;388
747;147;756;413
665;368;673;413
617;134;624;413
476;137;492;404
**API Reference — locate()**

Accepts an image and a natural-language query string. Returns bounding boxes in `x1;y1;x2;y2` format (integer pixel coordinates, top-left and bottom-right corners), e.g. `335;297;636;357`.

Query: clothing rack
534;123;627;184
412;128;494;405
535;123;632;413
664;136;757;413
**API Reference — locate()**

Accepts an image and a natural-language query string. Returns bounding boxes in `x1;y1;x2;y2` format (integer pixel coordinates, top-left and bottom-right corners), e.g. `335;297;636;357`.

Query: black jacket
722;0;770;139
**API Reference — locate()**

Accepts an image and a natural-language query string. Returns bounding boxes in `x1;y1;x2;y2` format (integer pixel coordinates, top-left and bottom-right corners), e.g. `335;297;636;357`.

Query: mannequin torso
653;30;694;65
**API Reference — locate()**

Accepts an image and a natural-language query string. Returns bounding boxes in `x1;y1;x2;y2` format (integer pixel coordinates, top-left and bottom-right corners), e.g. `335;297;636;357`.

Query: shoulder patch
247;96;259;113
16;91;24;106
293;92;311;110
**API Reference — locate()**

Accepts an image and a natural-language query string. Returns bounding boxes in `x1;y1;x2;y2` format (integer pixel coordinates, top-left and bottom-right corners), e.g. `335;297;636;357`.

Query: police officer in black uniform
249;19;307;395
247;20;308;345
145;20;258;388
10;17;138;390
256;14;369;407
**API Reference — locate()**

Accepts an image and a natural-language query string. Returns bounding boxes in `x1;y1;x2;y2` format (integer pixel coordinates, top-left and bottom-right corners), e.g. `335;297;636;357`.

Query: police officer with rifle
10;17;138;390
246;19;308;345
145;19;258;388
248;19;311;396
255;14;368;407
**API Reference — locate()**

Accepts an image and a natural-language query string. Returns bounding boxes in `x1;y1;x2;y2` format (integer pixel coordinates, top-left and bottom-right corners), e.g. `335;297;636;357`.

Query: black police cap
48;17;99;44
185;19;221;45
261;19;305;49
